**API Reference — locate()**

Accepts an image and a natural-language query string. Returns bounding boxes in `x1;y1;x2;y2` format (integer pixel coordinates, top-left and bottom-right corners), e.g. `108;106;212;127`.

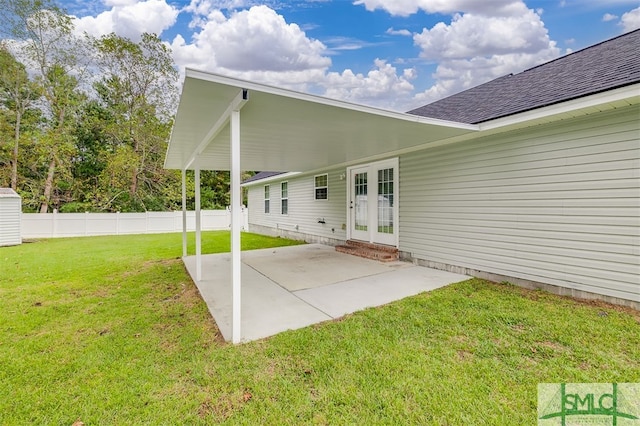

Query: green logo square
538;383;640;425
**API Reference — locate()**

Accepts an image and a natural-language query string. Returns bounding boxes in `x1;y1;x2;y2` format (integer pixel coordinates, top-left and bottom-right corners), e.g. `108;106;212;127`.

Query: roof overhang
164;69;478;172
479;83;640;131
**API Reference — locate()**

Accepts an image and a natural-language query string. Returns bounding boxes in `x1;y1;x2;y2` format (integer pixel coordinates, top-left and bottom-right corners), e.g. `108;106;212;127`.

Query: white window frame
264;184;270;214
281;181;288;215
314;174;328;200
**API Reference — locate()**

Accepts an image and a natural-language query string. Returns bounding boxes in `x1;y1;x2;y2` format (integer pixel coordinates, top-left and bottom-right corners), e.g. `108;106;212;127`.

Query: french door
348;158;398;246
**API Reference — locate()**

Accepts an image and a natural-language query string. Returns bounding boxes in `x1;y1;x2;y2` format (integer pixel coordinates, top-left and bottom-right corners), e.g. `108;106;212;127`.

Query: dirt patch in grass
574;298;640;320
153;278;225;345
121;258;179;278
510;323;527;332
539;340;565;351
92;287;112;298
178;282;205;309
492;280;639;319
198;390;252;421
457;350;474;361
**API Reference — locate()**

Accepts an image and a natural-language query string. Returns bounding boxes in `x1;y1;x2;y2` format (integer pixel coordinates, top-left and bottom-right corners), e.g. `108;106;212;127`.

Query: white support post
195;167;202;282
181;169;187;257
231;109;242;344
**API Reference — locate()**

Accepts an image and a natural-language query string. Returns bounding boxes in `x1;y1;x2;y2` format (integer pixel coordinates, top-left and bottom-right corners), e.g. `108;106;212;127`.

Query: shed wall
0;192;21;246
399;105;640;303
247;167;347;244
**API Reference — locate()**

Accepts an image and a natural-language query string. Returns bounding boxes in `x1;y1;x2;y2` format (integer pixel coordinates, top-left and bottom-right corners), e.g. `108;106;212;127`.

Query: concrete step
343;240;398;253
335;241;399;262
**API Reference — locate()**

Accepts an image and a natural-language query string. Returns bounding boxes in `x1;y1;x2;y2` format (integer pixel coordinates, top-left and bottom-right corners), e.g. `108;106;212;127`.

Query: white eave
164;69;478;172
241;172;301;187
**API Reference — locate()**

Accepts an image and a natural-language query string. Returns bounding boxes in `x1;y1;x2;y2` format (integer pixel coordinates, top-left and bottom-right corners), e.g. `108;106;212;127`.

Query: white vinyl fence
21;209;248;239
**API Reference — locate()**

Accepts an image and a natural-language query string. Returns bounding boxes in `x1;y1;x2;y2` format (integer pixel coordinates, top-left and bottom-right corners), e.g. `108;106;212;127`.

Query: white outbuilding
0;188;21;246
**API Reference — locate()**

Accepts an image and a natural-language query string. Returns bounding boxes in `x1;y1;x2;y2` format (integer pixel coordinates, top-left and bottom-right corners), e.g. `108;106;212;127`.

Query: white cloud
323;36;376;52
169;5;421;108
104;0;138;6
170;5;331;91
414;8;552;59
65;1;571;111
386;27;412;36
407;1;560;105
73;0;179;40
413;49;559;106
354;0;526;17
620;7;640;32
350;1;561;106
170;2;565;110
323;59;416;109
602;13;618;21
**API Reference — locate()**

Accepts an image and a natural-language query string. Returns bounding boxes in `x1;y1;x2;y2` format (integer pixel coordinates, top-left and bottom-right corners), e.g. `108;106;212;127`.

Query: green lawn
1;232;638;424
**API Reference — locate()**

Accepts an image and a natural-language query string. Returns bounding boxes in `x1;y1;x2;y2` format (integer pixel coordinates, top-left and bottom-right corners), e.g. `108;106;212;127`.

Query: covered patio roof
163;69;478;343
164;69;478;172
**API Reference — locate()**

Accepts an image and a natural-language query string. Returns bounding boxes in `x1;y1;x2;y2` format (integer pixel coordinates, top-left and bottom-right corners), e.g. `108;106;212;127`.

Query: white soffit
164;69;478;171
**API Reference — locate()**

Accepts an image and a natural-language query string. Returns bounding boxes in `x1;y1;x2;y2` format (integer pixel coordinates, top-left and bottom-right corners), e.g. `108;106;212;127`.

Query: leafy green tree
91;32;179;211
0;0;89;212
0;44;39;190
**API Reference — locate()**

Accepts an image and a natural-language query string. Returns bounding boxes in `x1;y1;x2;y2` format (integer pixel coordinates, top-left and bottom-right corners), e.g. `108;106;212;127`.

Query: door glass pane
354;172;367;231
378;168;393;234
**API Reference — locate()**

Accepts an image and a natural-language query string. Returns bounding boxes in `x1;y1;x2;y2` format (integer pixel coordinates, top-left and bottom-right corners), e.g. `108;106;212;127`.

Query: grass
1;232;639;424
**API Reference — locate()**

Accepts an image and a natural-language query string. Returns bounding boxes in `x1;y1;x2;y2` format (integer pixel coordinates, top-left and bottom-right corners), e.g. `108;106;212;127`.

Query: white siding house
241;30;640;308
398;105;639;304
0;188;21;247
166;30;639;310
247;168;348;245
244;102;640;306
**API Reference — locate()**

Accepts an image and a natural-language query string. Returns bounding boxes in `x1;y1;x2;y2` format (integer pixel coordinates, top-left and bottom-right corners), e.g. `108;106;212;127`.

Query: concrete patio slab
183;254;331;342
183;244;469;343
242;244;410;291
294;265;469;318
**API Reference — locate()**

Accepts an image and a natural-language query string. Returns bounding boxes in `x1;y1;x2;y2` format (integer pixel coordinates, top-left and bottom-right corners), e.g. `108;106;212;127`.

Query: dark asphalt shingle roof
408;29;640;124
242;171;286;184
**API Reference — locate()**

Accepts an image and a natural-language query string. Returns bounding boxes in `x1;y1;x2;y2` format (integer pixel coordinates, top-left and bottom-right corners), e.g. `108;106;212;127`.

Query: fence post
243;206;249;231
116;211;120;235
52;209;57;238
85;211;89;236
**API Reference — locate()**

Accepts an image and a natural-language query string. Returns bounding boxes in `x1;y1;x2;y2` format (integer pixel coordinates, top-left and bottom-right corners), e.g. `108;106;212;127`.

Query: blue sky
60;0;640;111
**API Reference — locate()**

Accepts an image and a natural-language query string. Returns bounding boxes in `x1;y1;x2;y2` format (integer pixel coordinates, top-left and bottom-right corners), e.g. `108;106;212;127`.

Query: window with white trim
281;181;288;215
264;185;270;214
314;174;328;200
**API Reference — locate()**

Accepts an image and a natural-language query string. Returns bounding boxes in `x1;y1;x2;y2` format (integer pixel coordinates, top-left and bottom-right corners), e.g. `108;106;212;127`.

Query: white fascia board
241;172;301;187
185;68;478;132
479;83;640;131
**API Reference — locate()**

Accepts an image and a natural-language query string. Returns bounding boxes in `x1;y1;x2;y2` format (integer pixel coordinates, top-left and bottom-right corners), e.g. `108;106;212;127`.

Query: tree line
0;0;245;212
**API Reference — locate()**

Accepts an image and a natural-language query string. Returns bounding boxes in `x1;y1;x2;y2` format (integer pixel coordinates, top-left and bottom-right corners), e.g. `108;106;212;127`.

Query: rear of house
244;30;640;308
